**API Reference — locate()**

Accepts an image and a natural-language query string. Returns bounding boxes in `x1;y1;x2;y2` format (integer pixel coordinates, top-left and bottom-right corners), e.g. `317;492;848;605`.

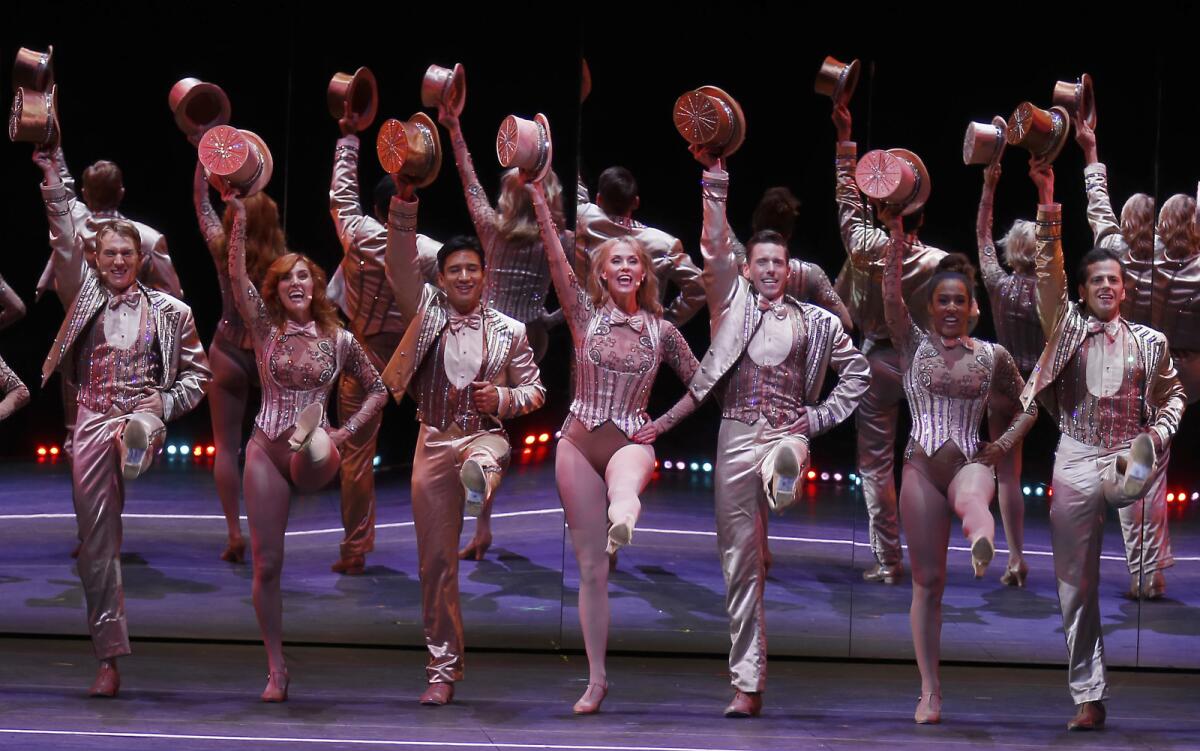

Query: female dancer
1155;192;1200;402
194;165;285;562
528;178;699;714
226;195;386;701
437;101;570;561
882;208;1036;724
976;162;1045;586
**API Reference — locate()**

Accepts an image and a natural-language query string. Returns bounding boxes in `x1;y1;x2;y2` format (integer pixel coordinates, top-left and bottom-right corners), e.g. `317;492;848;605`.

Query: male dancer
328;109;442;575
383;182;545;705
577;166;705;326
36;149;211;696
832;104;947;582
1021;161;1184;730
693;152;870;717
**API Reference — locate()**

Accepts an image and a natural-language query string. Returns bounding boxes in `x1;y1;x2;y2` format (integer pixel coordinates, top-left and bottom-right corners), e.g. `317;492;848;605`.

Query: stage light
179;445;190;455
820;472;830;481
206;445;216;456
677;461;686;471
193;446;202;457
663;461;673;469
524;435;536;445
685;462;696;471
36;446;47;456
1023;486;1032;496
702;462;713;473
1035;487;1044;496
167;445;177;455
807;470;817;480
833;473;843;482
49;446;60;456
1167;493;1176;502
849;473;857;482
1048;487;1053;497
523;447;532;455
1192;492;1199;501
538;432;550;443
555;430;562;439
373;456;381;467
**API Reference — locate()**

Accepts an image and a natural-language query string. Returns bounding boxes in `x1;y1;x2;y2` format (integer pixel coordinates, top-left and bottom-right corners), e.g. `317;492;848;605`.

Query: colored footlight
702;462;713;473
663;461;673;469
523;447;532;455
1034;487;1044;496
807;470;817;480
555;430;562;439
833;473;843;482
206;445;216;456
676;461;686;471
690;462;699;471
538;432;550;443
1022;486;1032;496
849;473;857;482
820;472;830;481
49;446;60;456
1167;493;1176;502
179;445;190;455
524;434;536;445
373;455;381;467
1048;487;1053;497
36;446;47;457
167;445;177;455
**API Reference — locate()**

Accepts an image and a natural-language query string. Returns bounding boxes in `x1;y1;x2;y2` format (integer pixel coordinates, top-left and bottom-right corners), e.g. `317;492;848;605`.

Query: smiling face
438;248;485;314
928;277;971;339
276;258;315;322
600;241;646;301
743;241;790;301
1079;258;1125;322
95;232;142;294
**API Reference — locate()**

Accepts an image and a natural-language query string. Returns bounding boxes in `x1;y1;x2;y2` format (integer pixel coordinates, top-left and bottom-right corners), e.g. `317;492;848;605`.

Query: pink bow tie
448;314;482;333
757;297;788;320
608;309;645;333
284;320;319;338
108;292;140;310
1086;318;1120;343
941;336;974;351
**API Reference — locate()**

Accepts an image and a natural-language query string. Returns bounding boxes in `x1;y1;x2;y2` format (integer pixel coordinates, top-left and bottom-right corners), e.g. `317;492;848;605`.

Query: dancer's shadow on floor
462;549;565;613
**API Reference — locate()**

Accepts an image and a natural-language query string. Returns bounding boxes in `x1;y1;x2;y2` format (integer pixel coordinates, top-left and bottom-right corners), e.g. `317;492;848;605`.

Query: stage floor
0;637;1196;751
1;456;1198;670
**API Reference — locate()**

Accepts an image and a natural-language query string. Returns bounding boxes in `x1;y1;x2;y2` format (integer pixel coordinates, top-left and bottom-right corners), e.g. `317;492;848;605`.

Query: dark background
2;3;1197;488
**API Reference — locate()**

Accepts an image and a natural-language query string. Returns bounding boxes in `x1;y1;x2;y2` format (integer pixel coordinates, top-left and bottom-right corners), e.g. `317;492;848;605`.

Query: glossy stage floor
1;454;1197;749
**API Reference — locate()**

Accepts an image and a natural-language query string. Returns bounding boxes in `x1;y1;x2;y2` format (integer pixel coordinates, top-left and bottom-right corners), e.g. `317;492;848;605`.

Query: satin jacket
41;182;210;422
1083;162;1163;325
689;169;870;437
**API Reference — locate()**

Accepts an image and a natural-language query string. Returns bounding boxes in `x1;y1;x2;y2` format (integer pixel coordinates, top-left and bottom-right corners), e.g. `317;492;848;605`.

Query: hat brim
1079;73;1096;129
529;113;553;183
410;111;443;188
1042;106;1071;164
834;59;860;105
697;85;745;158
240;130;274;196
888;148;930;216
173;80;231;137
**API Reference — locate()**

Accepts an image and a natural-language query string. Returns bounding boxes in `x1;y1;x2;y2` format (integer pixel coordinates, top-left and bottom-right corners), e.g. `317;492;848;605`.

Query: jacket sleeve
496;322;546;419
330;135;372;255
1083;162;1125;253
835;141;889;264
162;306;212;422
808;319;871;437
1033;203;1068;340
698;168;739;324
383;196;425;326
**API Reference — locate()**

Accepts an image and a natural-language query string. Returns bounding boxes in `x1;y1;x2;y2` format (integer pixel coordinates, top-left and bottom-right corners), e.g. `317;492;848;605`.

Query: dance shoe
71;542;81;559
459;531;493;561
419;682;454;706
970;536;995;579
1067;700;1106;731
573;682;608;714
460;458;487;517
913;692;941;724
1121;433;1155;499
862;562;903;584
331;555;366;575
89;660;120;698
120;412;165;480
261;671;289;702
1000;560;1028;587
767;447;801;513
220;538;246;564
606;515;635;555
1142;570;1166;600
723;690;763;718
288;403;325;455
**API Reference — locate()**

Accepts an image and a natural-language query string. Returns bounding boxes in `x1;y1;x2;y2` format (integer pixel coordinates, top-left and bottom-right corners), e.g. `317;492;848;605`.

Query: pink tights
557;420;655;686
208;337;258;545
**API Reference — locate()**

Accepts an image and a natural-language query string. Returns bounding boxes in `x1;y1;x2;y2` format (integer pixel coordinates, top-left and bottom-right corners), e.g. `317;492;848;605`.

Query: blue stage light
689;462;700;471
849;473;857;482
373;456;381;467
179;445;190;455
1023;486;1032;496
702;462;713;473
167;445;177;455
1035;487;1044;496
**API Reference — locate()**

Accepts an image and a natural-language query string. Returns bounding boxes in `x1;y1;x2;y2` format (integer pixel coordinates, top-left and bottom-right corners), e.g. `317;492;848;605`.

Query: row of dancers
0;64;1194;730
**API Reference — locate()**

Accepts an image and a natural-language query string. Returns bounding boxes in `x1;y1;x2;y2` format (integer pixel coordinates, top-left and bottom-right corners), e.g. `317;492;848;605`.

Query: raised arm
528;181;592;343
1075;119;1122;251
832;106;889;264
1029;163;1067;339
438;107;498;250
881;214;920;363
330;132;372;255
225;198;272;345
382;190;425;325
977;163;1005;293
194;162;225;256
0;355;31;422
36;148;86;306
697;164;740;321
496;324;546;419
0;274;27;331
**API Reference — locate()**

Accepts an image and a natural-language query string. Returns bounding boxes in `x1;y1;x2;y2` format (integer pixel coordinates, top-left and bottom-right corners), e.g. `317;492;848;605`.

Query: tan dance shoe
724;690;763;718
1122;433;1155;498
419;682;454;706
1067;700;1106;731
1000;559;1028;587
261;671;289;702
288;403;325;455
573;682;608;714
970;536;995;579
460;458;488;517
120;412;165;480
914;692;941;724
767;445;802;513
606;515;635;555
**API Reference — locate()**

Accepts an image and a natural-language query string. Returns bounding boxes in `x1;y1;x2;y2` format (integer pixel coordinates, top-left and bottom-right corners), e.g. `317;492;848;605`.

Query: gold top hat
814;56;860;105
13;45;54;92
496;113;553;182
1006;103;1071;163
963;115;1008;166
169;78;231;139
1052;74;1095;129
420;63;466;117
673;85;745;159
198;125;274;197
855;147;931;216
376;112;443;188
9;85;59;145
327;67;378;131
581;58;592;103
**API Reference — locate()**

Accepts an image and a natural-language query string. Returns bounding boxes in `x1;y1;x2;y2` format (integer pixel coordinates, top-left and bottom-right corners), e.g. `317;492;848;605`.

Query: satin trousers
411;421;510;684
855;342;905;566
715;419;810;692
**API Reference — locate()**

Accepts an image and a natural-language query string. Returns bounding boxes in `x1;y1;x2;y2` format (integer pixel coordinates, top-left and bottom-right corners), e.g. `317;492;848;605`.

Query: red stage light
1167;493;1176;502
36;447;47;456
206;446;216;456
49;446;60;456
193;446;202;457
524;435;536;445
523;447;532;455
1047;487;1053;497
538;432;550;443
806;470;817;480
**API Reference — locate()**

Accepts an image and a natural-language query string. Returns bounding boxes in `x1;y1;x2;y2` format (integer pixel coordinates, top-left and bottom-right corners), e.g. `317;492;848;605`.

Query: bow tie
1086;318;1120;343
284;320;319;338
757;297;788;320
941;336;974;351
108;292;140;310
448;314;482;333
608;309;645;333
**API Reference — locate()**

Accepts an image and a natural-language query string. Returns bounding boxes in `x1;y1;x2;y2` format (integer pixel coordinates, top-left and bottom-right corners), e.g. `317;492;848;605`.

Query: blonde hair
997;219;1036;273
586;237;662;316
1120;193;1155;261
1158;193;1199;260
497;168;563;245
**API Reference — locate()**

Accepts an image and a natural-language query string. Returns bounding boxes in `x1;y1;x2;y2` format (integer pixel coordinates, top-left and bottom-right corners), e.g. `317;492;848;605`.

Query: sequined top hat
198;125;274;197
327;67;379;131
963;116;1009;166
495;113;553;182
8;85;58;145
1052;74;1095;129
169;78;231;139
420;63;465;117
673;85;745;159
855;148;931;216
376;112;443;188
814;56;860;105
13;45;54;92
1006;103;1071;163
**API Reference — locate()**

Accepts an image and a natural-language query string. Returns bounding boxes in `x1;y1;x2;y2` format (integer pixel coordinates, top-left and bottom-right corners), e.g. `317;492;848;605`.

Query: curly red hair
260;253;342;336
